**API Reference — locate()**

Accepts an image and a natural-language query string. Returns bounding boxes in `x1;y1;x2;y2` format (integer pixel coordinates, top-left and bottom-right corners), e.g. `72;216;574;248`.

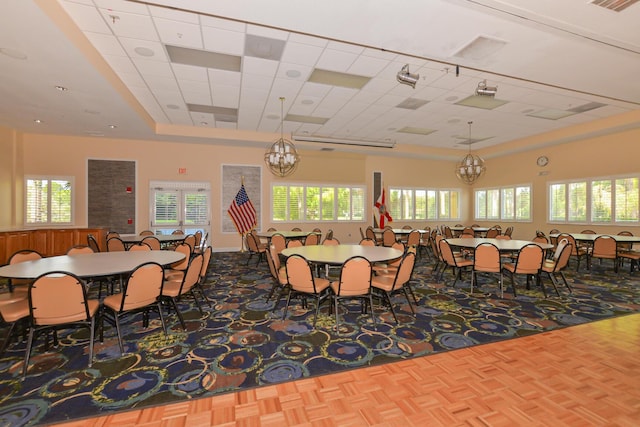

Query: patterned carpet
0;251;638;426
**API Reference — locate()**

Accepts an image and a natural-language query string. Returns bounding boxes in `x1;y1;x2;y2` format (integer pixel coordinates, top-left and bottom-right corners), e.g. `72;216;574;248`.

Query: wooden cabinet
0;228;106;264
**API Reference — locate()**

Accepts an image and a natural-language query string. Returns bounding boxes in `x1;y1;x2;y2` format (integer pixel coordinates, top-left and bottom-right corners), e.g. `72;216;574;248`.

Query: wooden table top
0;251;185;279
281;244;403;265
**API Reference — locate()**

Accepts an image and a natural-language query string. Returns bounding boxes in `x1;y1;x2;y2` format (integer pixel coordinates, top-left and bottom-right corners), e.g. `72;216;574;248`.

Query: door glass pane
154;191;179;226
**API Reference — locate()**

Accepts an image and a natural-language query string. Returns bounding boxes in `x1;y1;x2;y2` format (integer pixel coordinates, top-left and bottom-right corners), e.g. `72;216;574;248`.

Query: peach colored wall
8;124;640;249
0;126;23;227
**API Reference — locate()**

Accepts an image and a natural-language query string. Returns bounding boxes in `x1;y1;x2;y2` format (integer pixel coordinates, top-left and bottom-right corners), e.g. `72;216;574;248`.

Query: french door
150;181;210;236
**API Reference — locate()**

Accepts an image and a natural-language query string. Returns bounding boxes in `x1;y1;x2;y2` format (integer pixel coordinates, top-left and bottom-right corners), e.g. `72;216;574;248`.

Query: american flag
228;184;257;234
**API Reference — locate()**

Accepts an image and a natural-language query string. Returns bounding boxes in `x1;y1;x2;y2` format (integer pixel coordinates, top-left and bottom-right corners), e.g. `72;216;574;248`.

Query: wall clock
536;156;549;167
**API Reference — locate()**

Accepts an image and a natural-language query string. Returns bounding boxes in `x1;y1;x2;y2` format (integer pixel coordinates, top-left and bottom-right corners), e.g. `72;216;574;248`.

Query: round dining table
0;250;185;279
119;233;186;245
281;244;403;265
445;238;553;252
256;230;320;240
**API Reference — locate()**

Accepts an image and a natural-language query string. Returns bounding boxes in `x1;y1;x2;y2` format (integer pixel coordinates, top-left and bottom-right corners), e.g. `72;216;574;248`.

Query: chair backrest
177;253;204;294
473;243;500;273
485;228;500;238
29;271;91;326
199;246;212;283
495;234;511;240
617;231;633;251
592;235;617;257
365;226;377;242
66;245;94;256
194;230;203;248
291;227;302;231
87;234;101;252
359;238;376;246
322;237;340;246
118;262;164;311
107;237;126;252
513;244;544;274
106;231;120;239
266;246;286;285
304;233;319;246
382;228;397;247
335;256;372;296
139;230;154;236
402;225;412;230
271;233;287;254
172;229;185;235
171;243;192;271
183;234;196;253
9;249;42;265
504;226;514;237
460;232;474;238
551;242;573;273
552;238;569;260
128;242;151;252
549;228;561;235
439;239;456;266
141;236;161;250
442;226;453;238
390;251;416;290
325;229;334;240
406;229;421;247
287;239;303;248
388;241;405;267
267;227;277;232
246;232;259;252
312;228;322;242
286;254;320;294
533;235;549;244
581;229;596;234
432;234;443;261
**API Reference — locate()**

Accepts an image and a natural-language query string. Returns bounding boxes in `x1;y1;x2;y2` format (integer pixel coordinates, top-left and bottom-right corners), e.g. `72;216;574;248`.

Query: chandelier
455;121;485;185
264;97;299;177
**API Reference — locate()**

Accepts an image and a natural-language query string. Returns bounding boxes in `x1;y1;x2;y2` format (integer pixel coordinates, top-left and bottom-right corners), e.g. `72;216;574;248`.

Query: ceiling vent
590;0;639;11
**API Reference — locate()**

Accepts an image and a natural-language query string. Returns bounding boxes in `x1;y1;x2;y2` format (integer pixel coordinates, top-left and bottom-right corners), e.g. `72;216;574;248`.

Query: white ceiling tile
116;71;148;89
215;121;238;129
172;63;209;82
103;54;138;75
94;0;149;14
242;56;279;77
246;24;288;40
154;17;203;49
200;15;246;32
288;32;328;47
299;82;332;98
202;26;245;55
84;32;126;56
144;75;181;92
240;72;273;90
208;69;242;86
149;5;199;24
212;85;240;108
132;57;173;78
177;79;209;94
276;62;313;82
183;90;212;105
326;40;364;55
281;42;323;67
99;9;158;40
348;55;389;78
119;37;168;62
61;1;111;33
315;49;358;72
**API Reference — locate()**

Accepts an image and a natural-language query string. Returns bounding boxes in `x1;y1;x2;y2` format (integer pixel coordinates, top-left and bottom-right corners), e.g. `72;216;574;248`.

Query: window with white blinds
272;184;364;222
25;176;73;225
390;187;460;220
549;175;639;224
475;185;531;221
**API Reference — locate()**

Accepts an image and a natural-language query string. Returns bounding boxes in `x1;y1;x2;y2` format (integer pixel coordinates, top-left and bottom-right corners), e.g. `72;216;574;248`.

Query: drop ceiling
1;0;639;158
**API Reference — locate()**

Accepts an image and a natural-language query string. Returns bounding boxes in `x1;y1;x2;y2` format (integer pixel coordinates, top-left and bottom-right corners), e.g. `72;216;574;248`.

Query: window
475;185;531;221
25;176;73;225
272;183;364;222
548;175;639;224
390;187;460;220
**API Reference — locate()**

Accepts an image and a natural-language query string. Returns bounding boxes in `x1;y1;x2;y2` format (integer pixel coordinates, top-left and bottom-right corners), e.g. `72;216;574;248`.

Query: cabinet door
30;230;49;256
50;229;76;255
6;232;33;260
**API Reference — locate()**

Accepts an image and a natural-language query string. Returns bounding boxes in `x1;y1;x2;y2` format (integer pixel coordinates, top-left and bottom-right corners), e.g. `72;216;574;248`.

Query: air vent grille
591;0;639;12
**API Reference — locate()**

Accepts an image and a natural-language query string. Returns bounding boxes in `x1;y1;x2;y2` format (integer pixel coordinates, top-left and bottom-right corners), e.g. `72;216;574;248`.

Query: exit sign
178;167;187;174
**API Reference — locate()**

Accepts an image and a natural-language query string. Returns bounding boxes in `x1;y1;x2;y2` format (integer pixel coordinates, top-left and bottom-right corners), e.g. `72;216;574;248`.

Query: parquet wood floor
50;313;640;427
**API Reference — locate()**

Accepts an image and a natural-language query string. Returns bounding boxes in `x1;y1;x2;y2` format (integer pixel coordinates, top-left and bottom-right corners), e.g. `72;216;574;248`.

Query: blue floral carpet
0;252;638;426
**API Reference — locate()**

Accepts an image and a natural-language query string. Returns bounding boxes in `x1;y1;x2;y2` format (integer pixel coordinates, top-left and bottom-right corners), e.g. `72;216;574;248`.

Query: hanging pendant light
455;121;485;185
264;97;299;177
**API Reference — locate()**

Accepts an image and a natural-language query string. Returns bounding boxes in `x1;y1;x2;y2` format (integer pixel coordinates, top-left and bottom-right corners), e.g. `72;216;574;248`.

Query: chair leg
166;297;186;330
558;272;572;293
113;313;124;354
23;327;36;377
368;294;377;327
402;287;416;315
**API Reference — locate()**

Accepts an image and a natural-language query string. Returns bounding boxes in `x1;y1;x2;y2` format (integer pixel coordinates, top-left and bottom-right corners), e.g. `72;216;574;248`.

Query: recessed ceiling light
286;69;301;78
34;119;42;124
55;85;68;92
445;96;459;102
134;47;155;57
108;124;117;129
0;47;27;60
200;122;208;125
166;104;180;110
301;99;314;105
